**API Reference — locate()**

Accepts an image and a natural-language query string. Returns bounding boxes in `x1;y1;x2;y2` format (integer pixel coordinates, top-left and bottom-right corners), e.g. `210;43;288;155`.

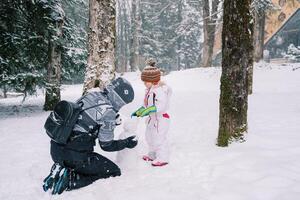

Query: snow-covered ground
1;63;300;200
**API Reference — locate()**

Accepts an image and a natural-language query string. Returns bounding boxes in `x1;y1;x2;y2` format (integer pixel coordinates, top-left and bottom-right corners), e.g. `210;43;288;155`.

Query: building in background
212;0;300;64
264;0;300;62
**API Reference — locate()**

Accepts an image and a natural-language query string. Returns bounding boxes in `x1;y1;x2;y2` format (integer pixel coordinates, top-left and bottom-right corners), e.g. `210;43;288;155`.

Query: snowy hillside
1;63;300;200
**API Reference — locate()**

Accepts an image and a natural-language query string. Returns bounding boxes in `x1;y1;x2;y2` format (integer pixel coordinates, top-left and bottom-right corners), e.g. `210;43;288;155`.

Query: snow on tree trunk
217;0;254;146
44;12;64;111
201;0;219;68
83;0;116;94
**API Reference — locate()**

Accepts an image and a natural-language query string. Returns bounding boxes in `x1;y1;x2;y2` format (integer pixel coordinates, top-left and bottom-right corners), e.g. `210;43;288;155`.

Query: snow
1;63;300;200
116;118;139;170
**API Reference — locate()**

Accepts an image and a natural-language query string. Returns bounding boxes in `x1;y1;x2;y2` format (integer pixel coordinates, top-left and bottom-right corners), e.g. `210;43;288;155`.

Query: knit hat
141;58;161;83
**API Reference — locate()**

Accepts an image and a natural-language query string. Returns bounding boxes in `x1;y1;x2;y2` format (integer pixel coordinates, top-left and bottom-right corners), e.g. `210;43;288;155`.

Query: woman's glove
125;136;138;148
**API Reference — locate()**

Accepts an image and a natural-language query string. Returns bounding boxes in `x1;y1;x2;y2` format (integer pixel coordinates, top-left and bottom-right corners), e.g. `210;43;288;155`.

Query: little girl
132;59;172;167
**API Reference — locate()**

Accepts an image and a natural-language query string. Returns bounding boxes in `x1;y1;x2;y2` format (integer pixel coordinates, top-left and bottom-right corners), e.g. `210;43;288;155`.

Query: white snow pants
145;114;170;162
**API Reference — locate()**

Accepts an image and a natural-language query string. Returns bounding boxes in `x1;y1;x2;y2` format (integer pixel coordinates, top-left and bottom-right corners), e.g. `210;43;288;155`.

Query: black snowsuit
50;91;129;190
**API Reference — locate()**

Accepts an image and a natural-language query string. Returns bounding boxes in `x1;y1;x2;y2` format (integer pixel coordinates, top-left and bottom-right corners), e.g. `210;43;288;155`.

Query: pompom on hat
141;58;161;83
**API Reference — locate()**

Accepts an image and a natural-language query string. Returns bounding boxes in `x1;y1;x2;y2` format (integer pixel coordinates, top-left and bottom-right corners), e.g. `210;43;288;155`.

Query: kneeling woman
43;78;137;195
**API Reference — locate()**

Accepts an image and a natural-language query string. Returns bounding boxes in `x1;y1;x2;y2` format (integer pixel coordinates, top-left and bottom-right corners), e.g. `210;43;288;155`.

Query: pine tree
217;0;254;146
114;0;203;72
83;0;116;93
0;1;46;99
0;0;86;104
285;44;300;62
140;0;183;71
61;0;88;84
177;0;203;69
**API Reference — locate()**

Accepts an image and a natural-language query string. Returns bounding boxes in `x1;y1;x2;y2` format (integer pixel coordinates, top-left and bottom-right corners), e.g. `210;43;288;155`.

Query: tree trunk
44;13;64;111
119;8;126;73
116;0;122;73
217;0;254;146
129;0;140;72
253;12;265;62
83;0;116;94
177;0;182;70
123;8;129;72
248;60;254;95
249;11;265;95
3;85;7;98
201;0;219;68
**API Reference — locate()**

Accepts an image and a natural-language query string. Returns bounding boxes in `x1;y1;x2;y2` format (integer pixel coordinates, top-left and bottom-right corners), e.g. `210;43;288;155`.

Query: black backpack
44;101;82;144
44;100;108;144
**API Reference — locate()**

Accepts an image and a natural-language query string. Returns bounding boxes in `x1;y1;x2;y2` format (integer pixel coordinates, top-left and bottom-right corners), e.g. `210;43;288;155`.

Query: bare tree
201;0;220;68
253;12;265;63
83;0;116;94
129;0;141;71
217;0;254;146
249;0;275;94
248;10;264;94
252;0;275;63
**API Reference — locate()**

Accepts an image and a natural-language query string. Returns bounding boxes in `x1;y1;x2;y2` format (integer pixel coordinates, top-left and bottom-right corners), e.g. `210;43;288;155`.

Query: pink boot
142;155;154;161
151;161;168;167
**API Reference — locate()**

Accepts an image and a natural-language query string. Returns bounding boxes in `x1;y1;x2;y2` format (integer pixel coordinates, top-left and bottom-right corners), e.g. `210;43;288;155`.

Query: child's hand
131;106;145;117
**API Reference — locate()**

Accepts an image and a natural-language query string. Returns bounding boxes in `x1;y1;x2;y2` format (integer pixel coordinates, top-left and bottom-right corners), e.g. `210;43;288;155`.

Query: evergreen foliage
285;44;300;62
0;0;88;97
116;0;203;72
140;0;202;71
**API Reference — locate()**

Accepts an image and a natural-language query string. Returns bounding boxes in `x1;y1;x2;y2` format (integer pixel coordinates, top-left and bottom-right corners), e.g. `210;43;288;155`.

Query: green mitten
131;106;145;117
140;105;157;117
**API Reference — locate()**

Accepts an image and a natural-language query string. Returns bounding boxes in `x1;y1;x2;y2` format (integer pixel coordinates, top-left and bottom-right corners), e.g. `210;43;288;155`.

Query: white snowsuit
143;82;172;163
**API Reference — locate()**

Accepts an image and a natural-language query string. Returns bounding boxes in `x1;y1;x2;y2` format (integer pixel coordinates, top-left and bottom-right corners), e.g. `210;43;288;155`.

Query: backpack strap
77;91;112;113
81;103;109;112
78;100;113;135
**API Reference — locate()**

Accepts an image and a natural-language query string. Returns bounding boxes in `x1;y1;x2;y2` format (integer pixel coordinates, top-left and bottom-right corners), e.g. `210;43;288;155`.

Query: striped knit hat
141;58;161;83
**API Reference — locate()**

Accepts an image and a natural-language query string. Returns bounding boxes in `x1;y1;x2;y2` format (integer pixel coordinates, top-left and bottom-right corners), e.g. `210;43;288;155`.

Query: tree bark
44;8;64;111
253;12;265;62
249;11;265;95
119;7;126;73
248;60;254;95
177;0;183;70
129;0;140;72
201;0;219;68
3;85;7;98
217;0;254;146
123;7;130;72
83;0;116;94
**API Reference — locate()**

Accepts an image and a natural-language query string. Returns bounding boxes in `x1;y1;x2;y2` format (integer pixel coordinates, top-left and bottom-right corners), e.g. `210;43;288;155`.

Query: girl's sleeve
154;86;170;113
